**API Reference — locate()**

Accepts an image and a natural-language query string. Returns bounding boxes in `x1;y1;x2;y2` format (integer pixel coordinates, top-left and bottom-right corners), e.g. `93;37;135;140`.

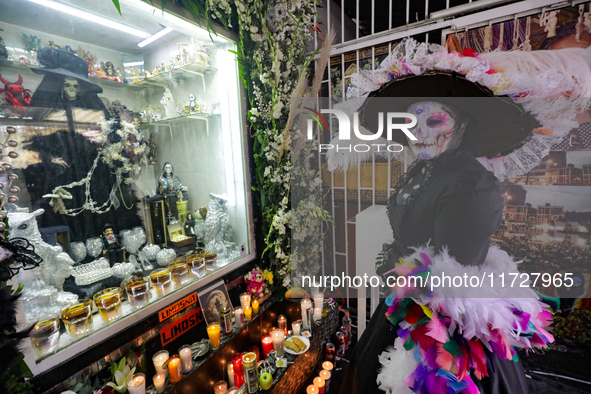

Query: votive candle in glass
168;355;182;384
228;363;235;387
307;385;319;394
187;255;205;279
277;315;287;335
240;293;251;310
169;261;190;287
300;298;312;329
292;321;301;336
234;308;244;328
322;361;334;372
93;287;123;323
261;334;274;359
127;373;146;394
313;306;322;321
244;306;252;321
30;315;60;359
153;373;166;393
150;268;172;297
320;369;332;392
152;350;169;377
313;291;324;310
60;299;93;338
124;277;150;310
214;380;228;394
313;376;325;394
205;251;217;271
271;328;285;357
252;298;259;313
207;322;221;350
179;344;193;373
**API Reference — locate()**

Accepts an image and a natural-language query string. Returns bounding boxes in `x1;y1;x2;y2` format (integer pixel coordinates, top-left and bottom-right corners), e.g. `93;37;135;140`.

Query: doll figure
101;224;125;265
157;162;188;219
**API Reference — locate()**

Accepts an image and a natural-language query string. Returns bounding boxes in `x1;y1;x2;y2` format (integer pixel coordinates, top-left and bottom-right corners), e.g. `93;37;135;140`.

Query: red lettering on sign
160;307;202;346
158;293;198;322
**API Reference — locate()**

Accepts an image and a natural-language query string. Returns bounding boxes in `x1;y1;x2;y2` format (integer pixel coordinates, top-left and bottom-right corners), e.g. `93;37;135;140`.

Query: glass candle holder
207;322;221;350
214;381;228;394
234;307;244;328
251;299;259;313
319;369;331;391
278;315;287;335
93;287;123;323
313;306;322;321
169;261;190;287
239;293;251;310
244;306;252;321
271;328;285;357
179;344;193;373
152;350;169;377
312;291;324;310
187;255;205;278
292;321;301;336
124;277;150;310
150;268;172;297
153;373;166;393
300;298;312;329
30;315;60;359
168;354;182;384
313;376;325;394
61;299;93;338
261;334;273;359
127;373;146;394
204;251;217;271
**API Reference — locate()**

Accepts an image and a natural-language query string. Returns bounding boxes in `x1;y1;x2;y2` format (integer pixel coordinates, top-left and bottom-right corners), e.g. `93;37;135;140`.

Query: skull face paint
406;101;461;160
62;77;79;100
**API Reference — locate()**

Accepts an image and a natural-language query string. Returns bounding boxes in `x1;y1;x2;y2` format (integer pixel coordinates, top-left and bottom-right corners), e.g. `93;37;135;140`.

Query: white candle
152;350;169;377
292;321;301;336
301;298;312;329
228;363;235;387
239;293;251;310
127;373;146;394
313;291;324;310
227;388;238;394
153;373;166;394
271;328;285;357
179;345;193;373
313;306;322;321
214;380;228;394
234;308;244;328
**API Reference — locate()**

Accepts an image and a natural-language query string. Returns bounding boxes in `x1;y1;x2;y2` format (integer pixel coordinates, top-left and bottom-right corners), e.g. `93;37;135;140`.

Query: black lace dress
340;148;530;394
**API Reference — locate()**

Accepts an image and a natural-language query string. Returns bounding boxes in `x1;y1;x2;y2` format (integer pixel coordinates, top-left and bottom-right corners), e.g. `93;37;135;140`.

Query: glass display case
0;0;253;374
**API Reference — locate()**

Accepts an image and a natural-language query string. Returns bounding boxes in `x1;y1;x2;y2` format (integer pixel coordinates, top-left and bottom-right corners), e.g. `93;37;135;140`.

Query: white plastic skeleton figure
160;87;176;119
62;77;79;100
406;101;466;160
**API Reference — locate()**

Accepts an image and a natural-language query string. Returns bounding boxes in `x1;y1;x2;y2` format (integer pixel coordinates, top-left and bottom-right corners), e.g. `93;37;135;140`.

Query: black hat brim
358;71;537;158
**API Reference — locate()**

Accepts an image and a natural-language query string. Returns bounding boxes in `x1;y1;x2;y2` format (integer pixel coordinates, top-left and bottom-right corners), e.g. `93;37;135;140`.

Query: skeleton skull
62;77;80;100
406;101;464;160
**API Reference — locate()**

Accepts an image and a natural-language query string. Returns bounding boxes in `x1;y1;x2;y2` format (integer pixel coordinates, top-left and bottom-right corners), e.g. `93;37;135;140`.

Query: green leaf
111;0;122;15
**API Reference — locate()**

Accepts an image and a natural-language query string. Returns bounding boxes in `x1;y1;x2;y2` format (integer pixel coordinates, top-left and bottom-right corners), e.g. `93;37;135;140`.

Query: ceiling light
27;0;150;38
137;27;174;48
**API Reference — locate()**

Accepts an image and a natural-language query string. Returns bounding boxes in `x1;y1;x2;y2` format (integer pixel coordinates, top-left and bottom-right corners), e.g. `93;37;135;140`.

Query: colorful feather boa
377;245;554;394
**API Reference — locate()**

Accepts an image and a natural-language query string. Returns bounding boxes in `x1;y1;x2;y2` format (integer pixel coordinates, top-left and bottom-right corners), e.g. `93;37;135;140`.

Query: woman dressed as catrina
330;40;591;394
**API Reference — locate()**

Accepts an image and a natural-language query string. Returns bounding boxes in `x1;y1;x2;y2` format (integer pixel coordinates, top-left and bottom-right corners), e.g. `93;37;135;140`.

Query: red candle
249;346;260;362
261;335;274;359
232;353;244;388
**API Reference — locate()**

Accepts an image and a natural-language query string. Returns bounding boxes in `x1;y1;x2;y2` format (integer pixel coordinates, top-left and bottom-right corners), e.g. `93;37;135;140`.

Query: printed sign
160;307;202;346
158;292;197;322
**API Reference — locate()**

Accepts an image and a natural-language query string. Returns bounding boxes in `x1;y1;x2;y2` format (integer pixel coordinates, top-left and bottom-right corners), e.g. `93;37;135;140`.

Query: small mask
406;101;463;160
62;77;79;101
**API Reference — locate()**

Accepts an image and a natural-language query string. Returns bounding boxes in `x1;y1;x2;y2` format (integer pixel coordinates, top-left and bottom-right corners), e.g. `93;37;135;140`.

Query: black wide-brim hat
358;71;538;158
31;47;102;93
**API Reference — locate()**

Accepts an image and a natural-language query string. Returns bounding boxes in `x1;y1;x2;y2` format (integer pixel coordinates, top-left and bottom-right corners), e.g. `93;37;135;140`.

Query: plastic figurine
101;61;116;77
0;74;32;113
101;224;126;265
0;28;8;60
184;213;196;238
160;88;176;119
188;94;197;113
158;162;187;219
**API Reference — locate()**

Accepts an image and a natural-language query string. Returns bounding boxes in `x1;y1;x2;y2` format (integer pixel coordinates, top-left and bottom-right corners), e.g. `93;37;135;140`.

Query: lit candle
179;345;193;373
240;293;251;310
261;334;274;359
153;373;166;394
234;308;244;328
278;315;287;335
271;328;285;357
214;380;228;394
292;321;301;336
313;376;325;394
127;373;146;394
152;350;169;377
301;298;312;329
228;363;235;387
320;369;332;392
207;323;221;350
168;355;182;384
244;306;252;321
313;291;324;310
307;385;319;394
313;306;322;321
322;361;334;372
252;299;259;313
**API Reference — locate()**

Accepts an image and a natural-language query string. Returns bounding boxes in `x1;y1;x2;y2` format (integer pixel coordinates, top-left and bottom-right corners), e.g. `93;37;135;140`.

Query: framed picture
197;280;232;326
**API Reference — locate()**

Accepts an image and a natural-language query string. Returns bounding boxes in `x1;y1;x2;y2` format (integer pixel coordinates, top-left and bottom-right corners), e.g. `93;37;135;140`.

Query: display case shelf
131;62;217;91
142;113;220;135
